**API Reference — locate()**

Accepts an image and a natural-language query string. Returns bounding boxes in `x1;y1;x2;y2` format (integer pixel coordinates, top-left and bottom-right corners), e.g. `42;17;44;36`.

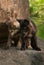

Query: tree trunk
17;0;30;19
0;0;30;21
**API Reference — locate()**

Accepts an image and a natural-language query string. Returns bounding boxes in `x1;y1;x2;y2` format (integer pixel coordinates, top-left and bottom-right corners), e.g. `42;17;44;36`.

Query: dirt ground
0;38;44;65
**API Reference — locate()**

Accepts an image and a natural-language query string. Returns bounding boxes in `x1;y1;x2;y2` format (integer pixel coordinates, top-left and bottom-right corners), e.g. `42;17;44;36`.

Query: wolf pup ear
16;19;21;23
16;19;24;25
24;19;29;25
24;19;29;22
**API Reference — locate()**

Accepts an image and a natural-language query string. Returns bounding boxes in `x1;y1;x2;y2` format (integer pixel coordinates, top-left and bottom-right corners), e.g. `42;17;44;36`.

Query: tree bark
0;0;30;21
17;0;30;19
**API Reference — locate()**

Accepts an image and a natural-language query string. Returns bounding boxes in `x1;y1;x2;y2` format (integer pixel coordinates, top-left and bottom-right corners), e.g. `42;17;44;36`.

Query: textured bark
0;0;30;22
17;0;30;19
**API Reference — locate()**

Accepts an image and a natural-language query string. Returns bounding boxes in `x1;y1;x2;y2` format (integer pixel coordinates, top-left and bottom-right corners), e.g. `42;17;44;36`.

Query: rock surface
0;38;44;65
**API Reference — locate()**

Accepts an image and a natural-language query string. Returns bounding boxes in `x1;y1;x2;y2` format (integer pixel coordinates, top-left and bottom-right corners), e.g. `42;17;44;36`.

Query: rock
0;48;44;65
0;37;44;65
